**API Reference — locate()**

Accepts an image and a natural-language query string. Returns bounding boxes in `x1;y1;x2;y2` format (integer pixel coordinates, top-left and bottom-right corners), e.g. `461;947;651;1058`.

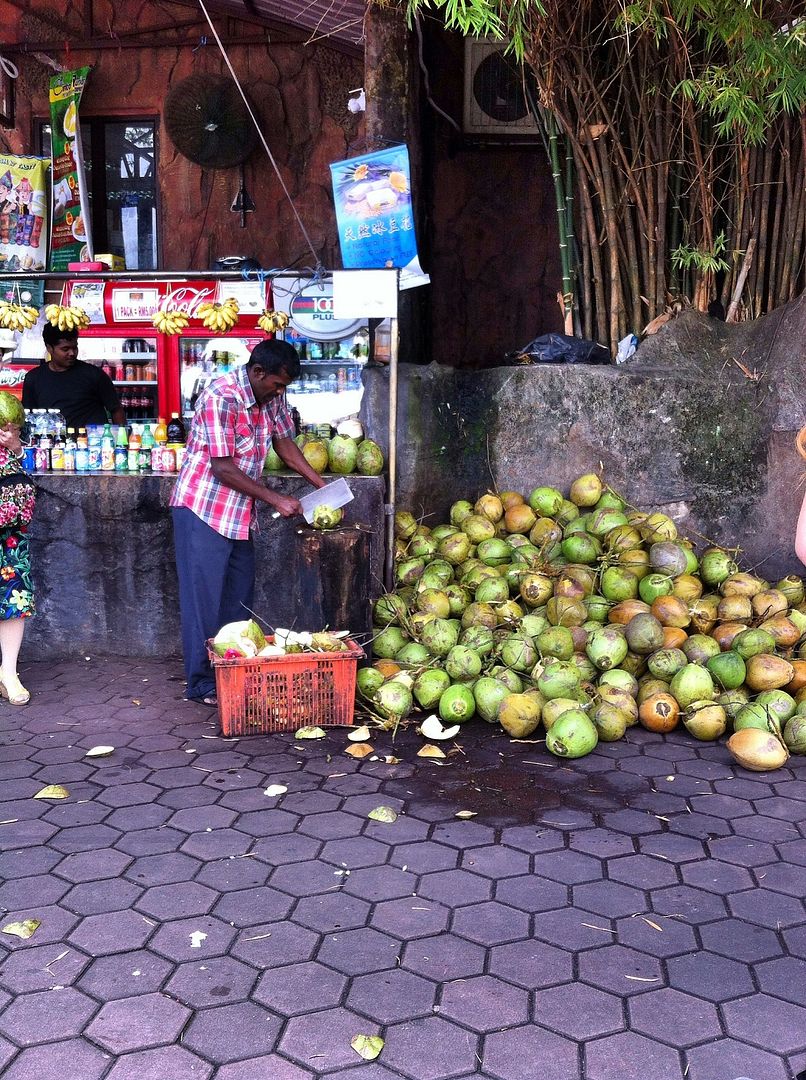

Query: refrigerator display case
6;276;369;430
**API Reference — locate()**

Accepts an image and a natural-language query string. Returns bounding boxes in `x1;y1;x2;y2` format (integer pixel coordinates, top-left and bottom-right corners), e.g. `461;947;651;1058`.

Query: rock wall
361;300;806;577
26;473;385;658
1;0;363;270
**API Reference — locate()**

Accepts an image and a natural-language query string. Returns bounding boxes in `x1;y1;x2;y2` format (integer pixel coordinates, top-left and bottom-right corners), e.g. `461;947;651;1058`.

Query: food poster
48;66;93;270
330;145;430;290
0;155;49;274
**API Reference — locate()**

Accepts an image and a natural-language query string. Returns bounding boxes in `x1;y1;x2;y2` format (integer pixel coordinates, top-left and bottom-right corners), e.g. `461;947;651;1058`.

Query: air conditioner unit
463;38;541;138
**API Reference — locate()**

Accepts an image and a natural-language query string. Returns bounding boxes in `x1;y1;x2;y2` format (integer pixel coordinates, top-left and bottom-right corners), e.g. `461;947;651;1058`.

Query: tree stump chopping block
290;526;372;640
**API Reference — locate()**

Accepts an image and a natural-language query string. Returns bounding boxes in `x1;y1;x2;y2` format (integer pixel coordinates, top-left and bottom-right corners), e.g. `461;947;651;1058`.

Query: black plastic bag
506;333;610;366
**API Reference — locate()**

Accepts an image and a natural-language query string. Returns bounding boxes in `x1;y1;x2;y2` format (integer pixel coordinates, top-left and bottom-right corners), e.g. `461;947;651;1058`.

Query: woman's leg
0;616;28;702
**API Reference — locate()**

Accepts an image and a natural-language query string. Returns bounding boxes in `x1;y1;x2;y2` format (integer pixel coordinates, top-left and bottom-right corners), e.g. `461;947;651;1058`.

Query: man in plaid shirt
171;339;325;705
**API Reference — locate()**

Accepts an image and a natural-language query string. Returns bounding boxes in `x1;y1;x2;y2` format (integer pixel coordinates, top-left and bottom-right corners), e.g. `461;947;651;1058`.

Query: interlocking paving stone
533;982;623;1040
439;974;529;1032
2;658;806;1079
628;987;722;1047
0;942;89;993
103;1045;213;1080
280;1006;382;1072
402;933;486;981
165;955;258;1007
347;967;437;1024
755;955;806;1007
84;991;190;1053
666;950;755;1002
483;1024;578;1080
577;944;664;995
382;1015;479;1079
488;938;573;990
78;949;174;1002
253;960;347;1016
183;1001;282;1064
584;1031;683;1080
722;993;806;1054
684;1038;792;1080
214;1056;314;1079
0;1037;111;1080
0;985;98;1045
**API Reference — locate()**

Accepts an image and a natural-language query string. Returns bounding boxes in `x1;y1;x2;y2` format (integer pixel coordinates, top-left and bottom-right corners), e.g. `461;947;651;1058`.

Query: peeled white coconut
337;418;364;440
419;714;461;741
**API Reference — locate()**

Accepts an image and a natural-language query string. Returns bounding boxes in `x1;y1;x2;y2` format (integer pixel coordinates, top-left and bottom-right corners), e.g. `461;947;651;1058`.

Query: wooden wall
0;0;364;271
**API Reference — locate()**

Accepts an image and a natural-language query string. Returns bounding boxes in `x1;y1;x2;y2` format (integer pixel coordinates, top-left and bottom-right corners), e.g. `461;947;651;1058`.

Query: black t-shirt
22;360;121;429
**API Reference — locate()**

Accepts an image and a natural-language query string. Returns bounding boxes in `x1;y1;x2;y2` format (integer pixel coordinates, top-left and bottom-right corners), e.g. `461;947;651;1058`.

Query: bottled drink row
23;410;188;474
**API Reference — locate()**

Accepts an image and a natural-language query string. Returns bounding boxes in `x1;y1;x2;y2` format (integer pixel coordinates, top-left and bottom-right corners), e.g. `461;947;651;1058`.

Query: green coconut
355;439;384;476
302;439;329;474
474;677;512;723
373;625;410;658
264;445;284;472
546;709;598;758
670;664;715;709
498;692;542;738
439;683;476;723
327;434;358;474
356;667;385;698
586;626;629;671
445;645;483;681
413;668;451;710
528;486;564;516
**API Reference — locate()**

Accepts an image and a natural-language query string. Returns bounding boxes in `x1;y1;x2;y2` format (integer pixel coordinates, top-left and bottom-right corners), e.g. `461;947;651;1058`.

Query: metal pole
0;269;380;283
384;290;400;593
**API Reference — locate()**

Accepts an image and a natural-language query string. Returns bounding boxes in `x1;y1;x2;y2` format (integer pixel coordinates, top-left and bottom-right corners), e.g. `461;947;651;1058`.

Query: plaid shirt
170;363;295;540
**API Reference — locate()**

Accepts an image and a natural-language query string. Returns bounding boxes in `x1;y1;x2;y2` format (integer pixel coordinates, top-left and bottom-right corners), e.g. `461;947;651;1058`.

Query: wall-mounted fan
164;73;258;168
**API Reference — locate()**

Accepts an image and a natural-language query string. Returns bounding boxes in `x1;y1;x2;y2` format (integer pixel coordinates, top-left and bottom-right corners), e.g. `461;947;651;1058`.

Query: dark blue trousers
172;507;256;700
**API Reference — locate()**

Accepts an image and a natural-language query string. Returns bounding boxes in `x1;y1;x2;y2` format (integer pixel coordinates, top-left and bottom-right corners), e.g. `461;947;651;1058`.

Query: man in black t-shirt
22;325;125;430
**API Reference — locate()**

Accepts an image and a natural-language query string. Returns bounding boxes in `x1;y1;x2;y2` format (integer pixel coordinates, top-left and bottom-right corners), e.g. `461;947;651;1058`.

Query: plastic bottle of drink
76;429;90;473
50;431;65;471
47;409;64;441
167;412;187;443
88;428;102;472
62;429;76;471
114;424;128;472
127;430;141;472
100;422;115;471
153;417;168;445
139;424;155;471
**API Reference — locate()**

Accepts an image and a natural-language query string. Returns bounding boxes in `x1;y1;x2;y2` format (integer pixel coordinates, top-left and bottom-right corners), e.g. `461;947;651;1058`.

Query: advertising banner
0;154;49;275
330;145;429;290
48;67;93;269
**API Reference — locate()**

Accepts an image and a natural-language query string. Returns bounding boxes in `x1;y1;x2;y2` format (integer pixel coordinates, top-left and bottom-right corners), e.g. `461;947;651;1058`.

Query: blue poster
330;145;429;290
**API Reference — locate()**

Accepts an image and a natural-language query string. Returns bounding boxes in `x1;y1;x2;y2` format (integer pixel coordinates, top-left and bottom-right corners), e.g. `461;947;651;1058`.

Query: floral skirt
0;529;34;619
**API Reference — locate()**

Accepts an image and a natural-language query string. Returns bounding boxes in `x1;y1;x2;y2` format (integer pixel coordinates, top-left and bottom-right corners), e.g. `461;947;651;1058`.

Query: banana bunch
197;298;239;332
152;309;190;336
44;304;91;331
257;308;289;334
0;301;40;332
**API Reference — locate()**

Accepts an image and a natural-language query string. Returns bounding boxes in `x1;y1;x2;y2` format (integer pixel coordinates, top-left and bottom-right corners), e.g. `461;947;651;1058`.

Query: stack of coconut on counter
358;474;805;772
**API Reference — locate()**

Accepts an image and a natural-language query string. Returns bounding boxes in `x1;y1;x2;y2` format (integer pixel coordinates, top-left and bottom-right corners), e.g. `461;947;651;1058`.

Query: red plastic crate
207;638;365;736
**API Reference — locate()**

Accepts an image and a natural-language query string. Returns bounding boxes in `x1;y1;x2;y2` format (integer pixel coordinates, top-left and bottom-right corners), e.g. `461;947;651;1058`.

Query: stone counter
25;473;386;659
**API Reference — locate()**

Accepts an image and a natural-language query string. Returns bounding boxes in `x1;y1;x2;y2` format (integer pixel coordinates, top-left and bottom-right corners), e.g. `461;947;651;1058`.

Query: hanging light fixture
230;164;255;228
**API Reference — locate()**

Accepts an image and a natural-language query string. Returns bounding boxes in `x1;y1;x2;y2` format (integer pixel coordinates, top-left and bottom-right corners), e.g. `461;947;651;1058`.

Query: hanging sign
48;67;93;270
0;154;49;276
329;145;429;290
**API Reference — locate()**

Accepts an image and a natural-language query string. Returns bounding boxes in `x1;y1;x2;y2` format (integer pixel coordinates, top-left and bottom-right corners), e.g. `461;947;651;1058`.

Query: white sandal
0;674;30;705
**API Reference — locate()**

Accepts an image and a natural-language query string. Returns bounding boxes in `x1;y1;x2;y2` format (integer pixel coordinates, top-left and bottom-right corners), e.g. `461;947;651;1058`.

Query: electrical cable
196;0;324;273
414;17;458;132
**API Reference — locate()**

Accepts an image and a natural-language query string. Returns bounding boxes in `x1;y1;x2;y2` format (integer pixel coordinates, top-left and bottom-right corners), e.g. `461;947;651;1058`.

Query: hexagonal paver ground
0;656;804;1080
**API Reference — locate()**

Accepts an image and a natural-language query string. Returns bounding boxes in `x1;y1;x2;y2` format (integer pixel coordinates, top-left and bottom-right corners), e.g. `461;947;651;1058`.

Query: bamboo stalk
726;238;756;323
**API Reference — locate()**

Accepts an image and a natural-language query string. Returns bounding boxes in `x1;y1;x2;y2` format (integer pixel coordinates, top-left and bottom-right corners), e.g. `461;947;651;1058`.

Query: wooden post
291;526;372;641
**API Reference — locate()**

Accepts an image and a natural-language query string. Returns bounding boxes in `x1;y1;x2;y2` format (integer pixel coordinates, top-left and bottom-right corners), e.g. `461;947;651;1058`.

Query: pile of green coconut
357;474;806;772
266;432;384;477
